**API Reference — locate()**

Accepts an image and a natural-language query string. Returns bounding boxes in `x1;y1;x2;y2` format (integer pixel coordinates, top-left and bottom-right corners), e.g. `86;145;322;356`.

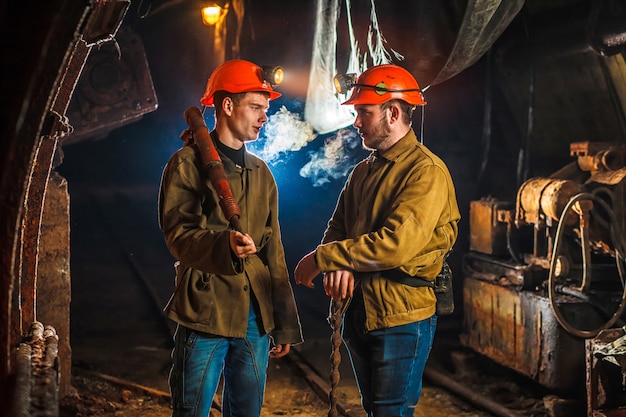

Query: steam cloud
253;106;362;187
255;106;316;161
299;128;361;187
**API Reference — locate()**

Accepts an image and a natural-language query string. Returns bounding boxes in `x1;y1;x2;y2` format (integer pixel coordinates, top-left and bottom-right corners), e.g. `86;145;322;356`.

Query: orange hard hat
341;64;426;106
200;59;282;106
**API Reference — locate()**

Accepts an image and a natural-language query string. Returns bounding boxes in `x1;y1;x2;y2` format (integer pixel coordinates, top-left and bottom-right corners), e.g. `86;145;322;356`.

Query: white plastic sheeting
304;0;402;134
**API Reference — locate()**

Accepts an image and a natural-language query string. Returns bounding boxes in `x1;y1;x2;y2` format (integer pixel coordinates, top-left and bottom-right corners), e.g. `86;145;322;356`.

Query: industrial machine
462;141;626;395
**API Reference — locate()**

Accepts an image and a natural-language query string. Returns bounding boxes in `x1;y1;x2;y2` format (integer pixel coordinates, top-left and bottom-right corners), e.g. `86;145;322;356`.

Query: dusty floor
58;366;501;417
60;341;499;417
60;315;556;417
59;358;331;417
56;184;565;417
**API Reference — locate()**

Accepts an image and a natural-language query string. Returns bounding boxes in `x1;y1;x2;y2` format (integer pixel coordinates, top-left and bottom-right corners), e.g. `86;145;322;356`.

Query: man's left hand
294;250;321;288
270;343;291;358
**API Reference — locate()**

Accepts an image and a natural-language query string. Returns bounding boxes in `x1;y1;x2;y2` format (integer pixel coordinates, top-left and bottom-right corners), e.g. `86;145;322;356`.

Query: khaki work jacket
159;141;303;345
316;129;460;331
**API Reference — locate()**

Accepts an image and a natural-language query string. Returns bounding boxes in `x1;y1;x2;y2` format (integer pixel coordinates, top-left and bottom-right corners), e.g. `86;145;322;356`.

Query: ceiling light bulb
201;5;222;26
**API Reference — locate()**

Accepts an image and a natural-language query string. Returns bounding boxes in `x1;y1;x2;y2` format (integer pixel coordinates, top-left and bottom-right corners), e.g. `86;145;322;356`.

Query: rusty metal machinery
462;141;626;394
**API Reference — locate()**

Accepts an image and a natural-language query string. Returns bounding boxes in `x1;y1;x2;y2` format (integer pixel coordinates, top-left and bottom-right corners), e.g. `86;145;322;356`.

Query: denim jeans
342;294;437;417
169;302;270;417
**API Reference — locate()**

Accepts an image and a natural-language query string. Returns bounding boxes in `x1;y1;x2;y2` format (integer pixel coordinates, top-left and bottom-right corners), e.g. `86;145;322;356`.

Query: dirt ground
56;185;556;417
59;358;331;417
58;349;496;417
57;322;551;417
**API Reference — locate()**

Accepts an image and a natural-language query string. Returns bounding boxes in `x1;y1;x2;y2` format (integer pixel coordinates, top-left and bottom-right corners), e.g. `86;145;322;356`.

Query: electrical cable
476;49;492;192
419;105;425;144
548;191;626;338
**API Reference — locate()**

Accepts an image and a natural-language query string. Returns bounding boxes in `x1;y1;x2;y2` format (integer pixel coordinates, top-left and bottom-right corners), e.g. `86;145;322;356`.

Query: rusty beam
20;136;59;332
0;1;91;378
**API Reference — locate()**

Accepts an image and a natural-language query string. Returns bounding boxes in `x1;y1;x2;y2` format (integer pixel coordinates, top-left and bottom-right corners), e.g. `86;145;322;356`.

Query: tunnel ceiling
61;0;626;161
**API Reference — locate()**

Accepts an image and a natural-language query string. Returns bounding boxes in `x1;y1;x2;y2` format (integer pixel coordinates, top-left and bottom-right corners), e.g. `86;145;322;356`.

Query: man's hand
323;270;355;301
294;250;321;288
270;343;291;358
230;231;257;259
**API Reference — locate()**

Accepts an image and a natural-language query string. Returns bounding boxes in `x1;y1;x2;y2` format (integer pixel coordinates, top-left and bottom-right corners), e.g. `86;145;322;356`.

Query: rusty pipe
184;106;243;233
516;177;584;226
10;322;60;417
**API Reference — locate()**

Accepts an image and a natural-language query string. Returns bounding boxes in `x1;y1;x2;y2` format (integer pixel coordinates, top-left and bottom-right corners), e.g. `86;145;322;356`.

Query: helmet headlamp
200;60;283;106
334;65;427;106
262;65;284;88
334;72;423;95
334;73;358;95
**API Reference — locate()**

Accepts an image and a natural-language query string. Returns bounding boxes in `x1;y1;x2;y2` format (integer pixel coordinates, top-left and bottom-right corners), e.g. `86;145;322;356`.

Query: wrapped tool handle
184;106;243;233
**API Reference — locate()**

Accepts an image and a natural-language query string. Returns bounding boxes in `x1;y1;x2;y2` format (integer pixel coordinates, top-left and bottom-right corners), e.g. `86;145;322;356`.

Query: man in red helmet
159;59;303;417
295;64;460;417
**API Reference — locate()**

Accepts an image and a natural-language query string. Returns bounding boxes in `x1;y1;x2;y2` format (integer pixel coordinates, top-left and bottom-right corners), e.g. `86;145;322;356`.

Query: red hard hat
342;64;426;106
200;59;282;106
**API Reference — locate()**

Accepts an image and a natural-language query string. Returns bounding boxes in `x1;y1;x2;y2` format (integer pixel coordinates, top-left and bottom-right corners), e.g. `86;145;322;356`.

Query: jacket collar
216;148;261;172
375;129;418;162
210;130;260;171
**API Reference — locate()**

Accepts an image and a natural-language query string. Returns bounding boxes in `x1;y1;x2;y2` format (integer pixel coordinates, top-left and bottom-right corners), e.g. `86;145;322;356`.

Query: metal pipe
13;344;32;417
184;106;243;233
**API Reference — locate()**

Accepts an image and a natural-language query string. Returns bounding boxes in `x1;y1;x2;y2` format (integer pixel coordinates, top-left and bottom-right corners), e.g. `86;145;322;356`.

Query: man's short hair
212;90;271;117
213;91;246;117
381;99;415;125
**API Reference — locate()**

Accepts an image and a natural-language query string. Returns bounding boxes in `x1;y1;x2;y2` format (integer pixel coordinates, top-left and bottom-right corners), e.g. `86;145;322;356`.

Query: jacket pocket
257;226;273;251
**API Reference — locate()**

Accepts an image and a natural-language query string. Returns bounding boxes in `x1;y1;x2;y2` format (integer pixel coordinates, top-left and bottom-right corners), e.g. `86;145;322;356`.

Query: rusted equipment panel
461;275;591;393
469;199;512;257
463;140;626;398
64;26;158;145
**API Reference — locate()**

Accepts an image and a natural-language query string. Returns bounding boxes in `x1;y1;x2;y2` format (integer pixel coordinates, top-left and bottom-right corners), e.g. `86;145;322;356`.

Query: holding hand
230;231;257;259
324;270;355;301
269;343;291;358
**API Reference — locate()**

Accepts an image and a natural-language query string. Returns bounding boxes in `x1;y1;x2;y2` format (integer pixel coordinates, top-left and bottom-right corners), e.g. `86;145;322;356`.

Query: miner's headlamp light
334;73;357;95
262;66;284;88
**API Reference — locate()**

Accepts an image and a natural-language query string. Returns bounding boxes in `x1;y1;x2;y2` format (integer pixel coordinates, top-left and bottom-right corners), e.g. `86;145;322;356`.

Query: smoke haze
300;128;362;187
252;107;363;187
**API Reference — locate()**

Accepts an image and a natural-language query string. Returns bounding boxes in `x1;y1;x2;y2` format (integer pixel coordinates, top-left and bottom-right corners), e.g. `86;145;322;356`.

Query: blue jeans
169;302;270;417
342;294;437;417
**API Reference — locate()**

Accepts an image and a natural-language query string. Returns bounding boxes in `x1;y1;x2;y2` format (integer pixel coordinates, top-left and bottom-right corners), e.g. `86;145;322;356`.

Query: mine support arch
0;0;129;397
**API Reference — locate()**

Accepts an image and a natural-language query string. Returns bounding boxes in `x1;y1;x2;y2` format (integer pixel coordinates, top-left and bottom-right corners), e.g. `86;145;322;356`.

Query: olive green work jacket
159;141;303;346
316;129;460;331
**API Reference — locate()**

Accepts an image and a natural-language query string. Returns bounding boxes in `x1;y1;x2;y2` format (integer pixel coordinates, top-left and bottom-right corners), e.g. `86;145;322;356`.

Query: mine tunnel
3;0;626;416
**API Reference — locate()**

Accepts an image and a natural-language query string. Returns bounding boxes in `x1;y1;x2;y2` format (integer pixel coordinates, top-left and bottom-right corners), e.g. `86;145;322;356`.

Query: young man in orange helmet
295;64;460;417
159;59;303;417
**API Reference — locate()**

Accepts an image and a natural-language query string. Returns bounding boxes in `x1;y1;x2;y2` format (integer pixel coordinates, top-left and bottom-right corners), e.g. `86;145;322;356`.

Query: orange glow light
201;4;223;26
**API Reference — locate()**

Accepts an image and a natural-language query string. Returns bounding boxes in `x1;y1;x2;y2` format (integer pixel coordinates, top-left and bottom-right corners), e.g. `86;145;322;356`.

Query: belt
354;268;434;288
